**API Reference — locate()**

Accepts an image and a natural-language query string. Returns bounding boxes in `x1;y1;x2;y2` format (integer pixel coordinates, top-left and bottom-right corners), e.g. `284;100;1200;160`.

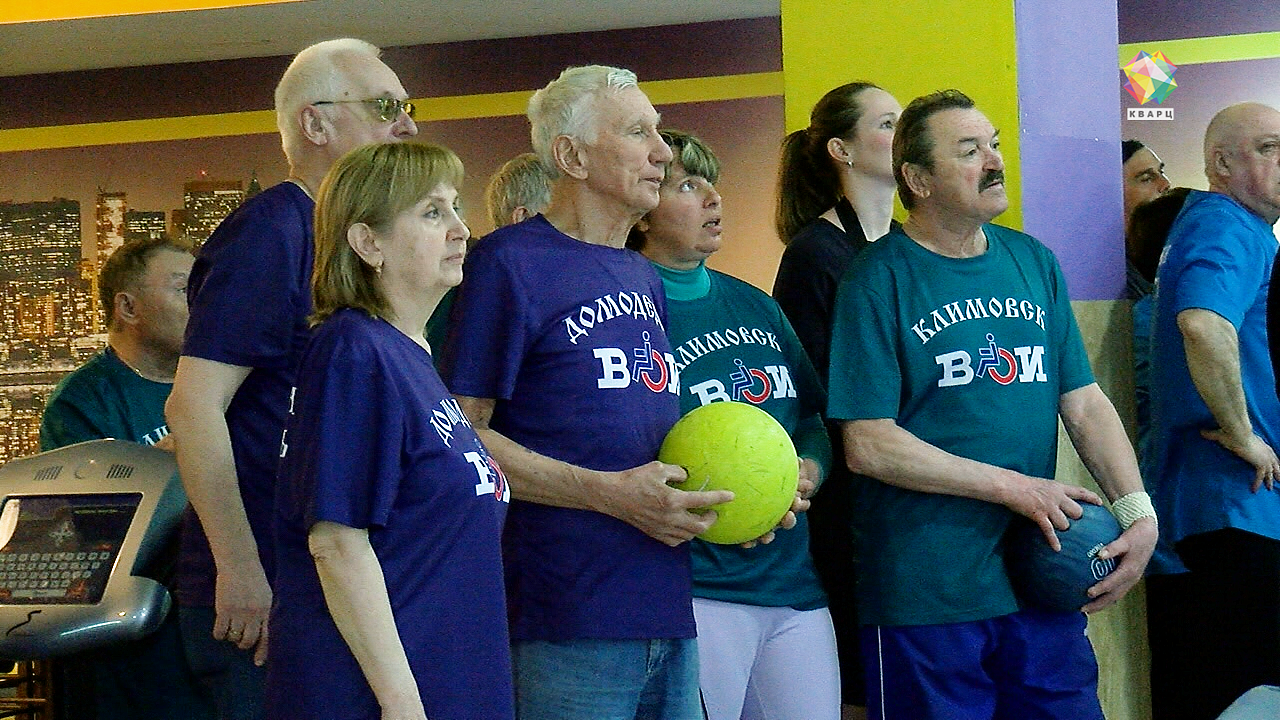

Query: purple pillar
1016;0;1124;301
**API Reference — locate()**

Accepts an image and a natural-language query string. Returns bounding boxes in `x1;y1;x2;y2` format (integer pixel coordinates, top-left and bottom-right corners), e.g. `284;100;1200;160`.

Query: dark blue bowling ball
1006;501;1122;613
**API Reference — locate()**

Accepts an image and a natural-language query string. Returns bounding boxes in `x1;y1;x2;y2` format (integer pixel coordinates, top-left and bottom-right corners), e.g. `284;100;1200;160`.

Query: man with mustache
826;90;1155;719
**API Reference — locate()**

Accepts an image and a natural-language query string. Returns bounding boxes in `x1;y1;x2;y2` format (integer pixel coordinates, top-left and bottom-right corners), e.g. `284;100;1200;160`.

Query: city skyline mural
0;17;786;468
0;132;284;464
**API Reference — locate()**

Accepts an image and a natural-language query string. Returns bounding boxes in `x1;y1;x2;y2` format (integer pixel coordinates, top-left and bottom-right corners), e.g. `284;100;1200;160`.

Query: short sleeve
183;193;312;370
40;393;109;451
1046;253;1095;394
1168;208;1270;329
827;262;901;421
440;243;529;400
284;331;405;530
776;305;827;418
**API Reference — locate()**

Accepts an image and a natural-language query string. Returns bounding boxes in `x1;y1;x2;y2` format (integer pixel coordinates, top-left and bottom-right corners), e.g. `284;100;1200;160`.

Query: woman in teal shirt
628;130;837;720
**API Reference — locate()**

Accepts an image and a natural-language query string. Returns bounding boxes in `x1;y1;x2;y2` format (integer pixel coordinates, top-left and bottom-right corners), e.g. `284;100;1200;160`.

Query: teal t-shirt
659;263;831;610
827;225;1093;626
424;286;455;368
41;346;174;451
39;349;213;720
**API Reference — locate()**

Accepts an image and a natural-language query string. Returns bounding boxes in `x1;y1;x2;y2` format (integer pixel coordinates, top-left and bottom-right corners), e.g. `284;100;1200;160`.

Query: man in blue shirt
1149;102;1280;720
164;38;418;719
442;66;733;720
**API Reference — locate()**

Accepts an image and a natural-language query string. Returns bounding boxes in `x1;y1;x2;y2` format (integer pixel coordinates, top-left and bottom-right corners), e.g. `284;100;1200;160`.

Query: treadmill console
0;440;186;658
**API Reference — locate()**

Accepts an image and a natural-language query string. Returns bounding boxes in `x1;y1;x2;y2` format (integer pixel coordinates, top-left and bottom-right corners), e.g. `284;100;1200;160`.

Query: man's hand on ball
604;461;733;547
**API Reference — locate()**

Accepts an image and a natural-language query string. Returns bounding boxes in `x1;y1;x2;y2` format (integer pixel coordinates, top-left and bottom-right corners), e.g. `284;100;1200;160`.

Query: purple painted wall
1118;0;1280;205
0;18;782;130
1119;0;1280;43
1016;0;1125;301
1120;56;1280;193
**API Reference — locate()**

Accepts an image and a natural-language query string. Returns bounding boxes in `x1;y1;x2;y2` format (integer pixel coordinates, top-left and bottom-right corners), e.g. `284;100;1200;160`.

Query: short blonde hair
484;153;554;229
311;142;464;324
527;65;638;177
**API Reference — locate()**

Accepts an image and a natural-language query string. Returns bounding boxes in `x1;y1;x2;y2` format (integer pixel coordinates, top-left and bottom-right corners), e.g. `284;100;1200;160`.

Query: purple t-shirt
176;181;314;606
441;214;691;641
269;309;512;720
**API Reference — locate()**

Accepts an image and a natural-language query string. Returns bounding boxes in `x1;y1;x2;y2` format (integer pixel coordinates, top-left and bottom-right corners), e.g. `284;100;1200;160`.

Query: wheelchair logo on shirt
632;331;670;392
729;358;773;403
593;331;680;395
466;451;510;503
687;361;796;407
934;334;1047;388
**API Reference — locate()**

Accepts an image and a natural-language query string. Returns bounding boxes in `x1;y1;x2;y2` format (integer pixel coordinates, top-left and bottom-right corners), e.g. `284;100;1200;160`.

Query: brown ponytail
775;81;881;243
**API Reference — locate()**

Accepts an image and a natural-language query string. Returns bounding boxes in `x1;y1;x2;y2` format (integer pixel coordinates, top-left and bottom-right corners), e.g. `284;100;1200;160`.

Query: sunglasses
312;97;415;122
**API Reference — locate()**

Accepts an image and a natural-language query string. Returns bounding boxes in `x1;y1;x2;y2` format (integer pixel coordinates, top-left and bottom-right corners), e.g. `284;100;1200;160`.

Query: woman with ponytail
771;82;900;719
773;82;900;376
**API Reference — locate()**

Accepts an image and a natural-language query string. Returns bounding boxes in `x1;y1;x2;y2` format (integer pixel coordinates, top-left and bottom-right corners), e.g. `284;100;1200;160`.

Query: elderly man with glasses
164;37;416;719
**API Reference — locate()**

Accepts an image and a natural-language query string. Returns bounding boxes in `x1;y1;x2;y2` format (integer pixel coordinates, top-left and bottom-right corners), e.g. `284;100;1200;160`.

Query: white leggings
693;597;841;720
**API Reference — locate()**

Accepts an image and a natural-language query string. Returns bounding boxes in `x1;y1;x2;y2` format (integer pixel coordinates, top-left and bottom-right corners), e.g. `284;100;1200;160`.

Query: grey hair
485;152;554;229
275;38;382;163
527;65;639;178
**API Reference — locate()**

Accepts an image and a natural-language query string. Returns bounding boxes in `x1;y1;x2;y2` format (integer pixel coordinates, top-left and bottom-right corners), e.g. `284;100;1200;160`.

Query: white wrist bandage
1112;491;1157;530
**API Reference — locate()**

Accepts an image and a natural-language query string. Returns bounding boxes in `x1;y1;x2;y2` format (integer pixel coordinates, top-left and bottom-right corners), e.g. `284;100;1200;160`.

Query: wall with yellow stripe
0;72;785;153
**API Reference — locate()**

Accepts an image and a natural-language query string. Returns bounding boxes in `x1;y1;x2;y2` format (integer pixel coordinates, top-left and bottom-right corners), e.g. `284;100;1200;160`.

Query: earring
373;262;383;276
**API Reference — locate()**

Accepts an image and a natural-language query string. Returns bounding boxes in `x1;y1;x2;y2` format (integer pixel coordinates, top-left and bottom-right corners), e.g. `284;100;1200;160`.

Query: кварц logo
1123;51;1177;120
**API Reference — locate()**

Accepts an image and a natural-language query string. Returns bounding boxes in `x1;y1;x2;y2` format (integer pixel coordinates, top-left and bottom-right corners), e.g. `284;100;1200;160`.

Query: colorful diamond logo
1122;51;1178;105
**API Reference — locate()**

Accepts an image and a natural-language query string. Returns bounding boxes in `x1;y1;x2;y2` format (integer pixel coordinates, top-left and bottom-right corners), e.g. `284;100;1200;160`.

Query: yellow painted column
780;3;1150;720
780;0;1022;229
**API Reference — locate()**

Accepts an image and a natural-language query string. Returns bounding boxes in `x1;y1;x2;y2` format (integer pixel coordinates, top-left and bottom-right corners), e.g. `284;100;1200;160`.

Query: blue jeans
179;606;266;720
513;638;703;720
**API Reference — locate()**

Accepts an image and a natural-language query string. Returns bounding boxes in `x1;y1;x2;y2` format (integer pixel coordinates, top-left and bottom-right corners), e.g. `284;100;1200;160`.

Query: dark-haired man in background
827;89;1155;719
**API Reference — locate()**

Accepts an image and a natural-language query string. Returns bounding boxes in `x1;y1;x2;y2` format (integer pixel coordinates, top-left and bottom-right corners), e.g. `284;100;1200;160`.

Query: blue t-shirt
270;309;513;720
827;225;1094;626
176;181;314;606
661;265;829;610
1133;292;1188;575
1147;190;1280;545
440;214;691;642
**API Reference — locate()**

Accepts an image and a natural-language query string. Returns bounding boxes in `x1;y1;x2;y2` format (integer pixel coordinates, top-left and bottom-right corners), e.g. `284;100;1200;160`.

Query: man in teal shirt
41;236;211;720
827;90;1156;719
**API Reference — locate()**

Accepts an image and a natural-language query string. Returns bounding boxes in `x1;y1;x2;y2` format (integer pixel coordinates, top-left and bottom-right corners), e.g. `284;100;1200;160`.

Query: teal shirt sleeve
827;257;900;421
39;350;173;452
792;412;832;484
425;287;456;368
775;305;832;482
40;386;115;451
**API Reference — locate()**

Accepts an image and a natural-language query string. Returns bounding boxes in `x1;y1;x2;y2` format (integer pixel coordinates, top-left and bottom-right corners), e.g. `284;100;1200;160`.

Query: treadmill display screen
0;494;141;605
